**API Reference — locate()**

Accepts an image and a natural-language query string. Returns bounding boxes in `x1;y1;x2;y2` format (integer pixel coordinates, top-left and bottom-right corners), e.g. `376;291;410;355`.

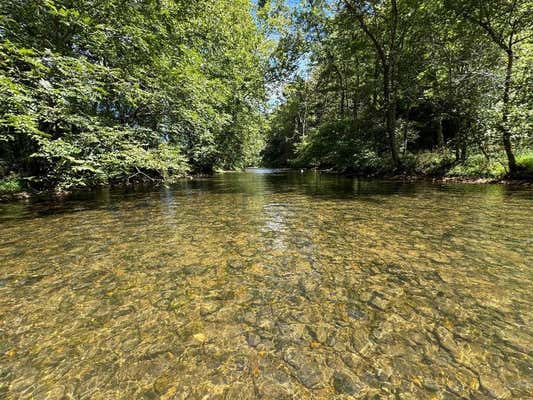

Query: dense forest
1;0;532;193
0;0;269;191
263;0;533;179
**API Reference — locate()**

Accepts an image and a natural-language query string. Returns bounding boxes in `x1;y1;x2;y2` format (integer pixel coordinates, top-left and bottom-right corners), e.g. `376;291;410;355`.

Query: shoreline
378;174;533;187
314;168;533;187
2;171;532;203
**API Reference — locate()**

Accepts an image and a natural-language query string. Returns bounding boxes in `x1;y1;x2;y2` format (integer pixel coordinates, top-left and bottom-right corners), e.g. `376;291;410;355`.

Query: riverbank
384;174;533;187
0;176;196;203
299;150;533;187
315;169;533;188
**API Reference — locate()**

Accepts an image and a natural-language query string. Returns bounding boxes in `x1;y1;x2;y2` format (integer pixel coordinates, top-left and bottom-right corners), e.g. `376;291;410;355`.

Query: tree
343;0;405;168
447;0;533;174
264;0;532;177
0;0;269;188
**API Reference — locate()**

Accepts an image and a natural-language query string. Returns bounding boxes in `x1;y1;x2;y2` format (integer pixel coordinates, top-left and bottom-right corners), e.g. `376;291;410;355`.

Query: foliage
517;151;533;170
263;0;532;179
447;155;507;179
0;0;268;189
294;120;387;173
409;151;457;177
2;0;531;187
0;176;24;194
515;151;533;179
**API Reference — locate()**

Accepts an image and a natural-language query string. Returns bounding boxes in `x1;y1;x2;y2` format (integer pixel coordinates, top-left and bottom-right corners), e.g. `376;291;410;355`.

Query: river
0;169;532;399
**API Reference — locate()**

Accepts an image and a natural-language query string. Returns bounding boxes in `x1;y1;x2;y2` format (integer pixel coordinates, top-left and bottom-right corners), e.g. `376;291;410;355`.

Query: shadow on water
2;169;529;222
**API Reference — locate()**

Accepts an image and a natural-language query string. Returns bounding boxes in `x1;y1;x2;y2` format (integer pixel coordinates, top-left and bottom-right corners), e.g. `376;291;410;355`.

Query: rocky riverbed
0;172;531;399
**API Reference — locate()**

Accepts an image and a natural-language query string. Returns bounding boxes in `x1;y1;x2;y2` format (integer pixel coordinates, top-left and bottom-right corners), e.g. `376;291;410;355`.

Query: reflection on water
0;170;532;399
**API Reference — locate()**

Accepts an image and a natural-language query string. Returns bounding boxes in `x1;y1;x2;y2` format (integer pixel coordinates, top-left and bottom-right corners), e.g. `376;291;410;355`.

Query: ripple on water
0;172;531;399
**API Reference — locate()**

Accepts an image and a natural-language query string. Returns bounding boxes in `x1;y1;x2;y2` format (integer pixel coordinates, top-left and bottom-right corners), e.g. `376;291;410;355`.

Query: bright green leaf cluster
0;0;268;189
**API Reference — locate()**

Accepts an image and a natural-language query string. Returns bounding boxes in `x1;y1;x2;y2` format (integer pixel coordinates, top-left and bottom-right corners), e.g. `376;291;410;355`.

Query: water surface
1;170;532;399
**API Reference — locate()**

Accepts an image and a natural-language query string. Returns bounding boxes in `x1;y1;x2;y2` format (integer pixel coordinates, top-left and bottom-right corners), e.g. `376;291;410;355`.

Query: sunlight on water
0;171;532;399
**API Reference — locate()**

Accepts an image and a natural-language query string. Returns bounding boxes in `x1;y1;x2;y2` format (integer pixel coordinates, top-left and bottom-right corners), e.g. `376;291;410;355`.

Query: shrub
515;150;533;179
447;154;506;178
0;176;24;194
294;120;387;174
412;151;455;176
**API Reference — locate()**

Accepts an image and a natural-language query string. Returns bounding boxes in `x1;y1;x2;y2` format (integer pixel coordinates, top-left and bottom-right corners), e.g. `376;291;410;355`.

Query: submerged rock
341;352;363;369
422;380;440;392
153;375;172;395
193;333;207;343
295;365;326;389
283;348;326;389
347;307;365;320
246;333;261;347
479;375;512;399
279;323;305;342
431;253;450;264
333;370;364;395
307;325;328;343
242;311;256;325
283;347;304;369
369;292;389;311
200;302;219;316
351;330;375;356
435;327;460;358
375;362;393;382
258;381;292;399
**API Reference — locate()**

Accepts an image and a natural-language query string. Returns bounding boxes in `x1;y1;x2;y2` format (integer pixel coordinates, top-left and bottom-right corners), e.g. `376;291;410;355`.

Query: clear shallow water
0;170;532;399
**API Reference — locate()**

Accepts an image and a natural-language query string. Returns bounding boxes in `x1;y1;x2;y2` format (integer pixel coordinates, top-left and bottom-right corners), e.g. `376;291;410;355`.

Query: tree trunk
333;64;345;117
352;90;359;129
384;64;399;168
372;61;379;111
436;114;444;148
340;85;345;117
353;56;360;126
388;0;400;169
502;51;517;174
353;52;360;126
345;0;399;167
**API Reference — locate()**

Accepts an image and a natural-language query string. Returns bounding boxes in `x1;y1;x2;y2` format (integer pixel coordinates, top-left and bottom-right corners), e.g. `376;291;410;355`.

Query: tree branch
343;0;387;66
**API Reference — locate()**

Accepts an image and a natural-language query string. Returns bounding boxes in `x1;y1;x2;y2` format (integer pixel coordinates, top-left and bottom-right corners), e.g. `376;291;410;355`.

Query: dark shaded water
0;170;532;399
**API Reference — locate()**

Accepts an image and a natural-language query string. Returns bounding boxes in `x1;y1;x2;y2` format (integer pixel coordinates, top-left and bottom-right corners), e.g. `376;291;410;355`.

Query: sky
250;0;312;107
